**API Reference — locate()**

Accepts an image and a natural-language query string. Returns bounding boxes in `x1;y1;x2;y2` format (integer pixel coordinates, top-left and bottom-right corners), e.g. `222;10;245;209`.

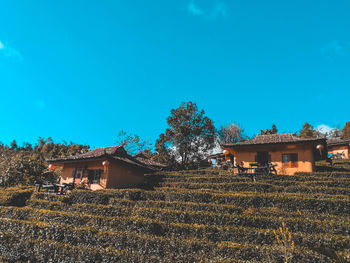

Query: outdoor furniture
234;164;249;174
41;183;56;193
234;163;277;176
248;163;277;176
35;182;74;194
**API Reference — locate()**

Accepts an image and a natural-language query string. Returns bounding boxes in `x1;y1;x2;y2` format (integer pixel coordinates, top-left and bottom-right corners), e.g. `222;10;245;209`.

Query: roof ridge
222;133;326;147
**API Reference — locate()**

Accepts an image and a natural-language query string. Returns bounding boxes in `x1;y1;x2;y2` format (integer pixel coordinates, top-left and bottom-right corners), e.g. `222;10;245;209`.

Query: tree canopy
155;102;216;169
0;138;89;187
217;123;245;144
115;130;151;156
260;124;278;135
342;122;350;139
299;123;317;138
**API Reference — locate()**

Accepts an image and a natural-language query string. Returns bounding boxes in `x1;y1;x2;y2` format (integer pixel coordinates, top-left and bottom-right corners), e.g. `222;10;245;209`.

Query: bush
0;187;33;207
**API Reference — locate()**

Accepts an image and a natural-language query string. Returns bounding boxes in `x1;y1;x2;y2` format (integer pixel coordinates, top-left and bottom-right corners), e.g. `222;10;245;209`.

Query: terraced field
0;169;349;262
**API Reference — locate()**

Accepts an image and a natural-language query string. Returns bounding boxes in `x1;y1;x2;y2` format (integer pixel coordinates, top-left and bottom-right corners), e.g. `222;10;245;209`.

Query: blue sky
0;0;349;148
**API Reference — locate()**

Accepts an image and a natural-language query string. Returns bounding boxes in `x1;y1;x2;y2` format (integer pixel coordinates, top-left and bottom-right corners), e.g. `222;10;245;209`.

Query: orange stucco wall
328;145;349;159
60;160;108;190
224;144;316;175
59;159;145;190
106;161;144;188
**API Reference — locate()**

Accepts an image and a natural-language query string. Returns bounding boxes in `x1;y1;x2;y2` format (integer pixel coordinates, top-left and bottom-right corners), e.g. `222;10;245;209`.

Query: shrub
0;187;33;207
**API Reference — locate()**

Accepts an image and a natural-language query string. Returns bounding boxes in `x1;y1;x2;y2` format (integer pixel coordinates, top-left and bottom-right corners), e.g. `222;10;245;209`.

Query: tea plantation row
0;169;349;262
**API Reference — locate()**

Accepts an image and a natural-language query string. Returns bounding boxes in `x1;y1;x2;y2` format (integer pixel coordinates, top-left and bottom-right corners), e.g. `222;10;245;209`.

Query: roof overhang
222;138;327;149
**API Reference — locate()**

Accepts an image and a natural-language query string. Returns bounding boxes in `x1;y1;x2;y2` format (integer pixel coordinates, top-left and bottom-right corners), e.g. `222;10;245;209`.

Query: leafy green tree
342;122;350;139
154;133;176;167
218;123;245;144
115;130;151;156
299;123;316;138
271;124;278;134
157;102;216;169
22;142;33;151
329;127;342;138
260;124;278;135
0;137;89;187
10;140;18;150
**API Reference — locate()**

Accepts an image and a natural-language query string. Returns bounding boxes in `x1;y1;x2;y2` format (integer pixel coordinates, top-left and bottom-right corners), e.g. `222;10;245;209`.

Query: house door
256;152;269;165
73;168;84;184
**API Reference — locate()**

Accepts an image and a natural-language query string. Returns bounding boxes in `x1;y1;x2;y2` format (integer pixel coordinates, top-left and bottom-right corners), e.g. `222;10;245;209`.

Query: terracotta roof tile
327;138;350;146
47;146;156;170
133;153;167;170
222;133;326;147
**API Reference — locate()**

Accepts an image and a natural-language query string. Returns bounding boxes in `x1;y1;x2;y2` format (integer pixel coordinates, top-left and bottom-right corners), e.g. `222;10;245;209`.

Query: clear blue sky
0;0;349;148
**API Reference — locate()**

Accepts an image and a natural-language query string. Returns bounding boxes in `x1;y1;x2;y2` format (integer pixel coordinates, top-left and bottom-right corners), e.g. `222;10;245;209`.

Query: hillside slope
0;168;349;262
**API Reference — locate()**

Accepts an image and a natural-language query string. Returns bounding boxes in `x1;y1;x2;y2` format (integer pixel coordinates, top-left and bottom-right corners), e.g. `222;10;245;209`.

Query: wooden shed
47;146;158;190
222;134;327;175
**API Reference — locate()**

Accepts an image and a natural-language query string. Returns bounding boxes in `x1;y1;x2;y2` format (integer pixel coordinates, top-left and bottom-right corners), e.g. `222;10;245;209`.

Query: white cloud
316;124;335;135
210;140;222;155
0;40;23;61
187;1;227;19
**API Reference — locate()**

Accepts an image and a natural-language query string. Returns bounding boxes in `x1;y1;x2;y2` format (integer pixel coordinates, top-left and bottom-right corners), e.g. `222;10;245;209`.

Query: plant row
0;217;330;262
11;204;350;236
154;186;350;200
157;181;350;195
29;197;349;225
1;206;349;251
156;171;350;180
161;175;350;188
31;188;350;216
0;232;132;263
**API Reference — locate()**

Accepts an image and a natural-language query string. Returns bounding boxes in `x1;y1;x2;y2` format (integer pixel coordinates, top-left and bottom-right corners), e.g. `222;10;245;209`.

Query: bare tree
218;123;245;144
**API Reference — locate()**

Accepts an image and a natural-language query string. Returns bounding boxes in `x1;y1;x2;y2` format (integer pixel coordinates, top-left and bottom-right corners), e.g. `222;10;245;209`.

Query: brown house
222;134;327;175
327;139;350;159
47;146;158;190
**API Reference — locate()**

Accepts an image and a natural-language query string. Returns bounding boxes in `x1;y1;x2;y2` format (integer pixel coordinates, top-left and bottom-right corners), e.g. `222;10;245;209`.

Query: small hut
222;134;327;175
327;139;350;159
47;146;156;190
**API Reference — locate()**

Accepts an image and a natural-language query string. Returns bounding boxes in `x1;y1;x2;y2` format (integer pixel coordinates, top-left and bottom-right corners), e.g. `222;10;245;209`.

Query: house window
88;170;101;184
73;168;84;180
282;153;298;168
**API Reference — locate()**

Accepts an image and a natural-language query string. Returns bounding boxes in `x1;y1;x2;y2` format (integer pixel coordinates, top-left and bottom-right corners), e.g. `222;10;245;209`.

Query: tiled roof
47;146;155;170
222;133;326;147
327;138;350;146
48;146;126;162
207;153;225;159
133;153;167;170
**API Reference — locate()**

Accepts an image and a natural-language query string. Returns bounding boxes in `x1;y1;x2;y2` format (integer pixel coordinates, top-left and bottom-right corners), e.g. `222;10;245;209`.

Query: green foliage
156;102;216;169
0;187;33;207
115;130;152;156
0;167;349;262
260;124;278;135
0;137;89;187
342;122;350;139
299;122;317;138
